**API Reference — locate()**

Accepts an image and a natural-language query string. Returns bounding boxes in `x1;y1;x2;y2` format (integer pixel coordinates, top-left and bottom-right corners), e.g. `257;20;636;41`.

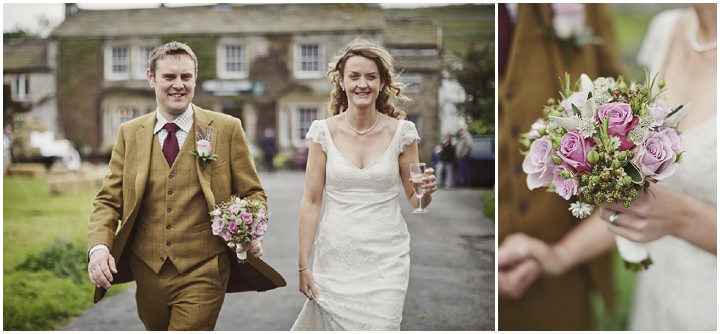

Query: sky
2;2;453;37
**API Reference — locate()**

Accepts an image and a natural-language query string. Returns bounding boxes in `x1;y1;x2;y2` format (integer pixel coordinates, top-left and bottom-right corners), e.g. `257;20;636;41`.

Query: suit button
160;256;165;261
506;89;515;100
518;200;529;214
168;174;174;179
166;241;172;246
168;190;173;195
166;224;171;229
167;207;172;213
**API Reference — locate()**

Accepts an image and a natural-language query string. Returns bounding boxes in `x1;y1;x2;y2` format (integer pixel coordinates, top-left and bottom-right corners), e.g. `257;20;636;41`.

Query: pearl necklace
689;19;717;52
345;112;379;135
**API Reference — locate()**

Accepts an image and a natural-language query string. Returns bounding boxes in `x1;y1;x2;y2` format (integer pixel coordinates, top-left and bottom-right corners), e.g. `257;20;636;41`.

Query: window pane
112;47;128;74
297;107;318;139
225;45;244;73
300;44;319;72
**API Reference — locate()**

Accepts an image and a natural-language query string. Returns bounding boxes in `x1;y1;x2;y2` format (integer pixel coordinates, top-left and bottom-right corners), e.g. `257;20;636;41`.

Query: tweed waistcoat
131;125;226;274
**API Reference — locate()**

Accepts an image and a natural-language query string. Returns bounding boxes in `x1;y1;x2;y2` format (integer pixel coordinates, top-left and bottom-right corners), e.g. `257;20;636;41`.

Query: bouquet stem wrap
614;235;652;271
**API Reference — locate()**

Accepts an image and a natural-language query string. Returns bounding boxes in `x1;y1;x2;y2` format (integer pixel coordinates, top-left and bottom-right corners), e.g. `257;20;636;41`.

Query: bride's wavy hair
326;39;412;120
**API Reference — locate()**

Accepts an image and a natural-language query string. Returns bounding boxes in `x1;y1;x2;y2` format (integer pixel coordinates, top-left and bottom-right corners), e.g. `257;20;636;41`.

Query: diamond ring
609;212;620;226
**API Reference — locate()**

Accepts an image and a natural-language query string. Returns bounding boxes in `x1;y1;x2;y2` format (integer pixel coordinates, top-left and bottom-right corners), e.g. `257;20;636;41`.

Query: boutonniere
192;126;218;168
541;4;602;66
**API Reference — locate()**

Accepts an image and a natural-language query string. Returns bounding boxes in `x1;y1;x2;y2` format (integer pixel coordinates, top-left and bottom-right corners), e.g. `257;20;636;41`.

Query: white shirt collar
154;105;194;134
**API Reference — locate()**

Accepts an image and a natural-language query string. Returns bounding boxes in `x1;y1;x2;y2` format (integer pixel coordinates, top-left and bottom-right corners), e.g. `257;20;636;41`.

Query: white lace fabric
631;9;717;331
291;119;419;330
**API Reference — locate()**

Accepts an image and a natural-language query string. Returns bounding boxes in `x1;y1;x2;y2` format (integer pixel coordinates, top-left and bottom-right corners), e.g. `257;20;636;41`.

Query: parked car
467;135;494;188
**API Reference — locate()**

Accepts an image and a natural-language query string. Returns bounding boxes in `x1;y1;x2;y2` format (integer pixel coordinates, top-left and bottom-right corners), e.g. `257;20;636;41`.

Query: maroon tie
162;123;180;166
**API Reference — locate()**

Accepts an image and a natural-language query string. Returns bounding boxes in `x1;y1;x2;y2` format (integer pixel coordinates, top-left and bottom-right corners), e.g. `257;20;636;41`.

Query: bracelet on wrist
298;265;310;272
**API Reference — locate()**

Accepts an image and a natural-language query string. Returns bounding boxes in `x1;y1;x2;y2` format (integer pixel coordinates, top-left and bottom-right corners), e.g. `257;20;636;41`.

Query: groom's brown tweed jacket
87;105;285;304
498;4;621;330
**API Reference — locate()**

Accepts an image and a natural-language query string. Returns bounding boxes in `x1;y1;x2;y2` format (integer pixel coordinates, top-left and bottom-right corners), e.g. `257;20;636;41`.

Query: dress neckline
324;119;402;171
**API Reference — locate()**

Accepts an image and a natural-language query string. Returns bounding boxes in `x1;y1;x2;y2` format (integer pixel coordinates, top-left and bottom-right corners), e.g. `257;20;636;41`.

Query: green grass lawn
3;174;124;330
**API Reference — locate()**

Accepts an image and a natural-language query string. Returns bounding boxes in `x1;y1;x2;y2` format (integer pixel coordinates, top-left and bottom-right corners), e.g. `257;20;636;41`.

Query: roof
384;16;441;49
50;3;386;38
3;39;50;72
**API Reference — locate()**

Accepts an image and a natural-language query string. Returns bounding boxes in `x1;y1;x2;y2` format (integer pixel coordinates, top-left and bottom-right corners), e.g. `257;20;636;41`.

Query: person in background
454;124;472;187
260;127;278;173
435;132;456;189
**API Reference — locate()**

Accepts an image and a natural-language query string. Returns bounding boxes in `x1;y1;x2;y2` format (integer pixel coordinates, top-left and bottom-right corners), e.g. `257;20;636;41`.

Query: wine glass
410;162;428;214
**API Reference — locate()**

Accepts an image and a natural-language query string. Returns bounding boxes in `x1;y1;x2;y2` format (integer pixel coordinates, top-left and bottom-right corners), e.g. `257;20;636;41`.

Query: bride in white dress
290;39;438;330
612;4;717;330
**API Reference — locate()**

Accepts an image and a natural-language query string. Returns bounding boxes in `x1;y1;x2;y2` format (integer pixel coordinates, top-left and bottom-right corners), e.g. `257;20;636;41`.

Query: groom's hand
248;239;263;258
88;249;117;289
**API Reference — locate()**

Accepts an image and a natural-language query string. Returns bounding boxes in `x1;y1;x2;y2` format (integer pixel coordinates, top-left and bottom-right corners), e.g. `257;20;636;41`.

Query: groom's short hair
148;41;198;76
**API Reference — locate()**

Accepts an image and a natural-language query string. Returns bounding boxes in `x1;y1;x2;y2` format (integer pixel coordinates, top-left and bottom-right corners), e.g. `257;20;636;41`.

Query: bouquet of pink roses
210;195;269;263
520;72;688;271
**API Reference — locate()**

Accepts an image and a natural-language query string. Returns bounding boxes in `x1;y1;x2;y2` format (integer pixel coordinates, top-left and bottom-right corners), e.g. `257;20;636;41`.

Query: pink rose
596;102;637;150
649;102;671;126
553;166;578;200
658;126;683;153
632;132;677;181
241;212;254;225
211;218;224;235
551;3;585;39
522;136;556;190
558;130;594;174
252;220;267;239
227;221;239;234
197;139;212;156
561;91;589;117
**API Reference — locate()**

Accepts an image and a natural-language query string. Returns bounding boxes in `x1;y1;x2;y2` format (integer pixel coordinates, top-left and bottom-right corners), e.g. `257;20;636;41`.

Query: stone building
3;38;59;134
49;3;443;162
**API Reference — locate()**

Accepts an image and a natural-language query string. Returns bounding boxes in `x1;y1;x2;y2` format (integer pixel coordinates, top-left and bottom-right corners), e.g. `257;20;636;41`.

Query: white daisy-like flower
569;201;594;218
546;119;561;133
638;114;654;128
628;127;649;144
577;118;597;138
608;136;621;150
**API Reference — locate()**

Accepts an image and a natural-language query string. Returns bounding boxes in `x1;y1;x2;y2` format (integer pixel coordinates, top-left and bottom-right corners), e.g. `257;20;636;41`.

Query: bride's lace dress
631;8;717;330
290;119;419;330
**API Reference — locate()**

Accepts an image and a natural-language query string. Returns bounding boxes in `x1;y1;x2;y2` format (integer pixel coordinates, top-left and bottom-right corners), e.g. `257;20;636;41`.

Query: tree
451;44;495;135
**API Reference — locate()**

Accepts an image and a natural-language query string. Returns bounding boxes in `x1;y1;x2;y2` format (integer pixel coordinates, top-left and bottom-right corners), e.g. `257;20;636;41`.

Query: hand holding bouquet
210;195;269;263
520;72;688;271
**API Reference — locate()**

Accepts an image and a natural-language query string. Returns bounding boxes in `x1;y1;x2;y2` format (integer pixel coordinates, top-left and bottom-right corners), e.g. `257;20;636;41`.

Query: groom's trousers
129;251;231;330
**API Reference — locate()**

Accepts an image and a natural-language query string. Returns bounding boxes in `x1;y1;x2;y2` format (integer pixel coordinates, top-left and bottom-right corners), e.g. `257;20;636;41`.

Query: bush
3;270;93;330
481;192;494;220
16;238;88;284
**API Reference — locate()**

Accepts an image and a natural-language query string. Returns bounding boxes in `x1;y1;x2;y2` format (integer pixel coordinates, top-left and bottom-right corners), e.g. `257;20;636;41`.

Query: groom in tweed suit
87;41;285;330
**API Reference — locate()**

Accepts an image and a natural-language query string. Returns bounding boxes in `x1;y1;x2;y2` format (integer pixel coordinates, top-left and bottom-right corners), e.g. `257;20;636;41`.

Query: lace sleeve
637;9;685;73
397;120;420;154
306;120;327;152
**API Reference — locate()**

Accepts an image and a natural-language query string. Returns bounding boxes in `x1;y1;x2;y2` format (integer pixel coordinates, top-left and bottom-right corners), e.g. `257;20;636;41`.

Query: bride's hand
599;184;683;243
299;268;319;300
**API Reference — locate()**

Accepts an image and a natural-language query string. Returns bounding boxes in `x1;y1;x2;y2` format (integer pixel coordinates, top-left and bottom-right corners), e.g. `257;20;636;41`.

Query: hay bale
7;163;46;178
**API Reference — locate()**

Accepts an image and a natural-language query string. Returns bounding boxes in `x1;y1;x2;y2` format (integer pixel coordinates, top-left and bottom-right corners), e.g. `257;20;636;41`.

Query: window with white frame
296;107;318;140
11;74;29;101
217;44;248;79
294;43;323;78
105;46;130;80
133;46;155;79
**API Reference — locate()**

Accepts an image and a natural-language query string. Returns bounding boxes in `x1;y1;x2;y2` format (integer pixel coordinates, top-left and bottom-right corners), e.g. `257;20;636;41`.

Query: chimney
65;3;79;18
